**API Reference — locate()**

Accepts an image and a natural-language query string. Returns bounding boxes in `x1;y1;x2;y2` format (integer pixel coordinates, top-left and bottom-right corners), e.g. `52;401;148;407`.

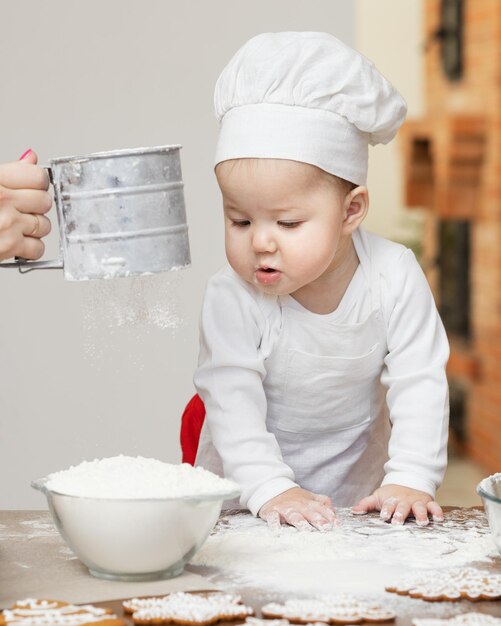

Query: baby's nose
252;227;277;253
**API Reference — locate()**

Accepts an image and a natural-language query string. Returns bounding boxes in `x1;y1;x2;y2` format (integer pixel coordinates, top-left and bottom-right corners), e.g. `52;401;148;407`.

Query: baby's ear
343;186;368;233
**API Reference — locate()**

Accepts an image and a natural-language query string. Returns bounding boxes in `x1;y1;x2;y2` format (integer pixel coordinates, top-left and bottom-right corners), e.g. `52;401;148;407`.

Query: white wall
355;0;424;243
0;1;355;508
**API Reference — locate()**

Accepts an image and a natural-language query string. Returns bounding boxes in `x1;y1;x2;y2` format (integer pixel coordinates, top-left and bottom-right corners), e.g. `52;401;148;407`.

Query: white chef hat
214;32;407;186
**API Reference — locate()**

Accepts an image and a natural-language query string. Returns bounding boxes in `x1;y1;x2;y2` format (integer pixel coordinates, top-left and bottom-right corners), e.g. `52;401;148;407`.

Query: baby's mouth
255;266;282;285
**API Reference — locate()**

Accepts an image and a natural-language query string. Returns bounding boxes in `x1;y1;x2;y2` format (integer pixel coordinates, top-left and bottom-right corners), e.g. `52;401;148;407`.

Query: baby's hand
351;484;444;526
259;487;337;531
0;150;52;262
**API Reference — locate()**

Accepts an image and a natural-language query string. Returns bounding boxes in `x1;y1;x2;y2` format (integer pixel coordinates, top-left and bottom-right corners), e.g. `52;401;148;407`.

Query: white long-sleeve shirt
194;227;450;515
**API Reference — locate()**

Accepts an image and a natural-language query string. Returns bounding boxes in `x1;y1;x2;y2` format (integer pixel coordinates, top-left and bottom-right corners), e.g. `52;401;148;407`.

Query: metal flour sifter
0;145;191;280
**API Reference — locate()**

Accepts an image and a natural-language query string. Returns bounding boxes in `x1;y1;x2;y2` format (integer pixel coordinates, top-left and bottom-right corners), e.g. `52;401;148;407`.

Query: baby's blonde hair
216;158;358;198
324;171;357;196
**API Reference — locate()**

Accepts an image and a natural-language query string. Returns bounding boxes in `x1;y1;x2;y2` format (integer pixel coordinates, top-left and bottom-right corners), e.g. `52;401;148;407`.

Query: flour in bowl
45;455;239;498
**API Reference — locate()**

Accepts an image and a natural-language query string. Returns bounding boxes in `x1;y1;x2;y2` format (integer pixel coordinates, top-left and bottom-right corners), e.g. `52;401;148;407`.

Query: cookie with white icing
413;613;501;626
246;619;326;626
261;596;395;624
123;591;253;625
123;592;243;615
245;619;291;626
0;598;124;626
386;567;501;602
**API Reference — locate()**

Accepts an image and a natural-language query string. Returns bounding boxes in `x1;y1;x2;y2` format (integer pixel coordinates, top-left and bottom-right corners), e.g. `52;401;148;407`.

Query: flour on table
0;517;59;541
58;545;78;560
192;508;496;570
189;509;497;602
19;519;59;538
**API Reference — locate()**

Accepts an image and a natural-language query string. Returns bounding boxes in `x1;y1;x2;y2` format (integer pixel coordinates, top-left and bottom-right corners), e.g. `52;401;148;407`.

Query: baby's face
217;158;356;296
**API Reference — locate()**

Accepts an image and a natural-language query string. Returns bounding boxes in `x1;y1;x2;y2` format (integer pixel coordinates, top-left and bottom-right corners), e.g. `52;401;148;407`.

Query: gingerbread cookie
0;598;124;626
123;592;243;615
245;619;291;626
123;591;253;625
413;614;501;626
261;596;395;624
386;567;501;602
245;619;326;626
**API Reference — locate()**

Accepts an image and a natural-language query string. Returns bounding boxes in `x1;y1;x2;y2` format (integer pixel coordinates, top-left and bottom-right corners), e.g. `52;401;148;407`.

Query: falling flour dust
82;272;183;332
79;272;185;360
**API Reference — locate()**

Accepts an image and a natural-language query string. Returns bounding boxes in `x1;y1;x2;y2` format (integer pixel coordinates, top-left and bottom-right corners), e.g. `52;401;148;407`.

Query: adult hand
259;486;337;531
0;149;52;261
351;484;444;526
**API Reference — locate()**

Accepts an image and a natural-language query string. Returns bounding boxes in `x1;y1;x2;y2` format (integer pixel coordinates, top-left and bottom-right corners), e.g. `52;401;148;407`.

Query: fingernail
19;149;33;161
416;518;429;527
432;514;444;522
392;512;404;525
380;509;390;520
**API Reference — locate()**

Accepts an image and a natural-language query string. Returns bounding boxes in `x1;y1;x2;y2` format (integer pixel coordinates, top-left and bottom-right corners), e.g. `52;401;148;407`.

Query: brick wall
423;0;501;472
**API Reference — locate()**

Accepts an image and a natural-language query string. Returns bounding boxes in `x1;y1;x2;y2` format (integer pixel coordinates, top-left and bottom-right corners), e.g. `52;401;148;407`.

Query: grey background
0;0;356;508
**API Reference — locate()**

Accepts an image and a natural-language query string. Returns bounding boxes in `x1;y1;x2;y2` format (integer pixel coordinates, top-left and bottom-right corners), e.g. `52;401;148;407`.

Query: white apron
196;228;391;508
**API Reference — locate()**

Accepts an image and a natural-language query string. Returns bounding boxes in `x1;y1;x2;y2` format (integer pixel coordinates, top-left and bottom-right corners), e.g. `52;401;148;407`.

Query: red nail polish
19;149;33;160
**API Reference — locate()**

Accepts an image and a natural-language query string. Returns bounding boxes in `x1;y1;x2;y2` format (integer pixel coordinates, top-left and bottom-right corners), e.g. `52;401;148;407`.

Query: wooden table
0;511;214;607
1;508;500;626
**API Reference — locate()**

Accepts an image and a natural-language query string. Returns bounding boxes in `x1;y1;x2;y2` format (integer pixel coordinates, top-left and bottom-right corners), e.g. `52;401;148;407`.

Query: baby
0;32;449;533
182;32;450;531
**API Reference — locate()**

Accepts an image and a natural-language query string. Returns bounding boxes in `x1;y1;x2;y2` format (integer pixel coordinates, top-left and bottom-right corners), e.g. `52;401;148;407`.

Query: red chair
180;394;206;465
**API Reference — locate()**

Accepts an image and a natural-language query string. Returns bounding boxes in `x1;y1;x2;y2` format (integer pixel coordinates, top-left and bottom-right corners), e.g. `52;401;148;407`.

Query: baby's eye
278;221;302;229
231;220;250;227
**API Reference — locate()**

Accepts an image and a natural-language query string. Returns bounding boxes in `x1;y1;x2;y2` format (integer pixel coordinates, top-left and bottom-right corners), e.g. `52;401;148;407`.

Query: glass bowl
32;477;239;581
476;472;501;555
